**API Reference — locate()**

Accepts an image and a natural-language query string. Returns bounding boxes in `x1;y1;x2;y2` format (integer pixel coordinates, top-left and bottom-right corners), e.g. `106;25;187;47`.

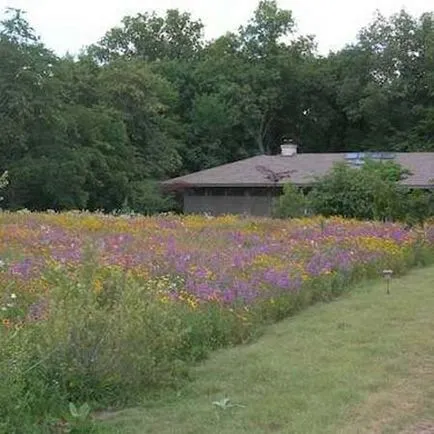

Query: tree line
0;2;433;212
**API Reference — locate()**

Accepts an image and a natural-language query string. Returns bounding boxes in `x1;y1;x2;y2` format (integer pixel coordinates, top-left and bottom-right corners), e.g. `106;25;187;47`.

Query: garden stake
383;270;393;295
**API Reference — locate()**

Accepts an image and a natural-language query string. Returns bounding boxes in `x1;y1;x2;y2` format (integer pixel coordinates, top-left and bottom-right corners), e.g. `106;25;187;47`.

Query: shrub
122;180;177;215
306;160;431;222
404;189;434;226
34;263;190;404
273;183;309;218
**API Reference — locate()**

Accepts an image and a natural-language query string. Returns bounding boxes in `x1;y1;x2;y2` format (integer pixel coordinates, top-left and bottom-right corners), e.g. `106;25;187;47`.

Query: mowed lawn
99;266;434;434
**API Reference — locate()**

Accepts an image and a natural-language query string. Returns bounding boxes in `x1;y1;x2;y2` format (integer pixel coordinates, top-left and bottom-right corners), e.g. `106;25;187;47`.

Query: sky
0;0;432;55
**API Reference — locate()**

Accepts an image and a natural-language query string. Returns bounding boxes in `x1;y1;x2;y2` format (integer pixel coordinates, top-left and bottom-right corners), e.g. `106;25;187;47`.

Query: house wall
182;185;432;217
183;187;280;216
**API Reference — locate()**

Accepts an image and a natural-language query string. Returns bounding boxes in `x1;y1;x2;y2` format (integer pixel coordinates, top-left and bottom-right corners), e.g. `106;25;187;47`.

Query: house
163;143;434;216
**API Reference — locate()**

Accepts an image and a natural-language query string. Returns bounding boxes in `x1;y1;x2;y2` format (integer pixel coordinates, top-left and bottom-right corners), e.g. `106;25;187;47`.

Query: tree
89;9;204;63
336;10;434;151
187;1;313;160
97;59;182;179
1;9;158;211
1;3;433;213
240;0;294;58
0;8;80;209
0;8;59;167
237;0;298;155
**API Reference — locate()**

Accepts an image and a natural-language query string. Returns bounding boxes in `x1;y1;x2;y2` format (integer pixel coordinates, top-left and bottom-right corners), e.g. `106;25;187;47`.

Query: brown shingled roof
164;152;434;188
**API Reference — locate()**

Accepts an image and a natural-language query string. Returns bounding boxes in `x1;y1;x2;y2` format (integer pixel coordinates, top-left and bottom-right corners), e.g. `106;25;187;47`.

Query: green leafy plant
273;182;310;219
307;160;418;222
404;189;434;227
69;402;91;422
65;401;96;432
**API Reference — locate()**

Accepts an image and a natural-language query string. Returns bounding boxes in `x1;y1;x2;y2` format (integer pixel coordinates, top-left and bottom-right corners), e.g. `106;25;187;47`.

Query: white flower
10;293;17;299
1;307;7;311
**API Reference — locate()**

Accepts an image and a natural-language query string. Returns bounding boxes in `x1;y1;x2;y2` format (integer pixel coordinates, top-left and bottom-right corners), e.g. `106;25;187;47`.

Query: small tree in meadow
274;183;309;218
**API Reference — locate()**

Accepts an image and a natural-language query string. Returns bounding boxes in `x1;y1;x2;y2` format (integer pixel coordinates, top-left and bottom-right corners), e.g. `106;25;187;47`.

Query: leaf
69;402;78;418
78;403;91;418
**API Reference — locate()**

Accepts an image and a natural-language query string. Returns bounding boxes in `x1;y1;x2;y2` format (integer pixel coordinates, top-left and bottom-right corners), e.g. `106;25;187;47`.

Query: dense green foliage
0;3;433;211
309;160;411;221
276;161;434;223
274;183;309;218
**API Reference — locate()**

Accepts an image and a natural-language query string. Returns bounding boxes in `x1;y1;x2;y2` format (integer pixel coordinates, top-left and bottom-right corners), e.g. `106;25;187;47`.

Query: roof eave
162;181;433;189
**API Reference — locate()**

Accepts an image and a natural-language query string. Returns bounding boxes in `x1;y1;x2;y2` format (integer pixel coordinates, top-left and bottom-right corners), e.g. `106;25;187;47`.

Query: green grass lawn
98;267;434;434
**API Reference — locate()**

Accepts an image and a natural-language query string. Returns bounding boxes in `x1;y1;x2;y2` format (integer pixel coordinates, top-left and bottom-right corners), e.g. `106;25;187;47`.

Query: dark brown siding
183;187;278;216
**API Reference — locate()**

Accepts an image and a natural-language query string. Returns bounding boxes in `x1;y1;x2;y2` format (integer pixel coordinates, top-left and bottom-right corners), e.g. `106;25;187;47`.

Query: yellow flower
93;279;103;294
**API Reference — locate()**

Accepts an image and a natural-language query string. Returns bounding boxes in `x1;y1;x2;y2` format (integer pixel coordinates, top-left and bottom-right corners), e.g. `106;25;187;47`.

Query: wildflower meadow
1;212;434;431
